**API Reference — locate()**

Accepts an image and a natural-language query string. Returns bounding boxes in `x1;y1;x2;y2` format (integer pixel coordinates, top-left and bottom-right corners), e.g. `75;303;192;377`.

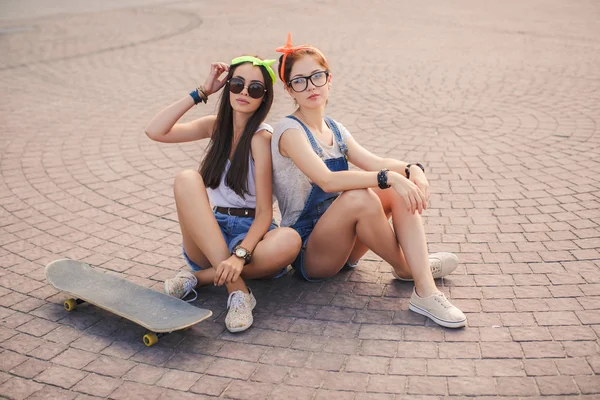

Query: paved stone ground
1;0;599;398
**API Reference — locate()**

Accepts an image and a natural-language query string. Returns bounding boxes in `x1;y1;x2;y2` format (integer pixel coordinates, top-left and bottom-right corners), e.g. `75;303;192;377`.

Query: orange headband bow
275;33;328;83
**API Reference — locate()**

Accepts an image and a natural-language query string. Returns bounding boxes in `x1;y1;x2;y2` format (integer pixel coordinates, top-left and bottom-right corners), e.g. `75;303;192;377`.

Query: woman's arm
345;137;430;200
280;129;427;213
144;62;229;143
237;129;274;254
144;97;216;143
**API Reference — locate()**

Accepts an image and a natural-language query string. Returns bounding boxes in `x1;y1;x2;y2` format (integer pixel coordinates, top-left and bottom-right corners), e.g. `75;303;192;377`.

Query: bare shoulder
251;128;273;145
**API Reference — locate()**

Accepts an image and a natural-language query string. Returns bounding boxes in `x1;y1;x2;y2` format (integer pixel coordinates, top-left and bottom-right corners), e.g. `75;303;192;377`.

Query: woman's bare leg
174;169;245;293
240;228;302;279
302;189;407;278
303;188;438;296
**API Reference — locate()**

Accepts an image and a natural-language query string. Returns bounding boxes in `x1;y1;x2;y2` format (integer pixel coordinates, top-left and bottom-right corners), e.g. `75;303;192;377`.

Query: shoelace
181;275;198;302
434;293;452;309
227;291;245;311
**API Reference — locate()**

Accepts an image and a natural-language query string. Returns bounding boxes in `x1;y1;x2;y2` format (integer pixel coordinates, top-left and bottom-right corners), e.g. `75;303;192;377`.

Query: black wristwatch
233;245;252;264
405;163;425;180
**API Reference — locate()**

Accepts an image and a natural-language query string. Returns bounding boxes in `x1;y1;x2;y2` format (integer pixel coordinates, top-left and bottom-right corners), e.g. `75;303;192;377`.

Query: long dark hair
199;61;274;198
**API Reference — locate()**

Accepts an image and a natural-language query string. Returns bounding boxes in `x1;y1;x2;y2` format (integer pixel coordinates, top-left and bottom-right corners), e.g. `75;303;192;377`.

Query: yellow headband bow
231;56;277;85
275;33;328;83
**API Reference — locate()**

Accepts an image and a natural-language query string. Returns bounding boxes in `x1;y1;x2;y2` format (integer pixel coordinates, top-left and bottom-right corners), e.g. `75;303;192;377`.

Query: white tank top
206;123;272;208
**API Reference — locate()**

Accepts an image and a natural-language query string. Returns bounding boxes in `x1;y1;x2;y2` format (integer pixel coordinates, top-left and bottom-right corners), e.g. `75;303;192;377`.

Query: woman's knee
265;227;302;255
174;169;204;195
339;189;382;214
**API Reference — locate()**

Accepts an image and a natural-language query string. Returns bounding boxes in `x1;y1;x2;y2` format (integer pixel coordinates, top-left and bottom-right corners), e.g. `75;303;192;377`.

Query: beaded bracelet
377;169;391;189
190;85;208;105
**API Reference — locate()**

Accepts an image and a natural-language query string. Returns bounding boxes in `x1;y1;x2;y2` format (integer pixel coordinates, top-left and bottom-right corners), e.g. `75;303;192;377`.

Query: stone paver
1;0;599;398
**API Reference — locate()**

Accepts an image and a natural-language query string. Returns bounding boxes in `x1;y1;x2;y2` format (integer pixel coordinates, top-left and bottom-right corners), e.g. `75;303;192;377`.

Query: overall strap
286;115;325;159
324;117;348;157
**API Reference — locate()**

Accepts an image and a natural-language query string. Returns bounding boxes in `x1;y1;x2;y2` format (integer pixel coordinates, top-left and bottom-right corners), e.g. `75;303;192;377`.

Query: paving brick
480;342;523;358
304;352;346;371
496;377;538;396
155;369;201;391
345;355;390;374
205;358;257;380
0;350;27;372
250;364;289;383
52;348;99;369
10;358;50;379
406;376;446;395
72;373;122;397
536;376;579;395
521;341;566;358
0;376;45;399
189;375;231;396
108;381;165;400
83;355;136;378
322;372;369;391
474;359;525;376
268;384;315;399
284;368;324;388
562;340;600;357
28;385;77;400
574;375;600;395
366;375;406;394
223;380;274;400
447;377;497;396
397;342;437;358
122;364;166;385
260;348;311;368
34;365;87;389
427;359;474;376
438;342;480;359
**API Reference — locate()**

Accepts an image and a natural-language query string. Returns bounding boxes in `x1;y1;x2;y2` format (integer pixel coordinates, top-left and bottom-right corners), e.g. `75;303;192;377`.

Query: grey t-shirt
271;117;352;227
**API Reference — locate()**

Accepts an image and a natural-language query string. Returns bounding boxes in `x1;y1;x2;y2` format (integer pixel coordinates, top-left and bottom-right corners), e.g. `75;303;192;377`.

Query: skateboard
45;259;212;347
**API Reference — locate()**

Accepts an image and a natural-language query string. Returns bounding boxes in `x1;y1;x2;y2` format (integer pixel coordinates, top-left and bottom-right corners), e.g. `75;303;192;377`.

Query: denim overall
287;115;356;281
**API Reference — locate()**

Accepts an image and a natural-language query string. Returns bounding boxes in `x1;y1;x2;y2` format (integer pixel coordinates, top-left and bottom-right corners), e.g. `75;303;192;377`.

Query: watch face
235;248;246;257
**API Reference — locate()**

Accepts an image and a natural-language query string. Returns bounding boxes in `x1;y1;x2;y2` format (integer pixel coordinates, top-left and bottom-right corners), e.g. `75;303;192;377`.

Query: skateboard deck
45;259;212;346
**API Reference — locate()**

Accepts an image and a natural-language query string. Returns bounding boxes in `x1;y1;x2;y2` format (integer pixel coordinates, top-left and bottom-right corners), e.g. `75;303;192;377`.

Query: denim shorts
182;211;285;278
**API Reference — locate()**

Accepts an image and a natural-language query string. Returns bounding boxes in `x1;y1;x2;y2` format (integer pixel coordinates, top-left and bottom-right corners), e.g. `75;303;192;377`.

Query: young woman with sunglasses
272;35;466;328
145;56;301;332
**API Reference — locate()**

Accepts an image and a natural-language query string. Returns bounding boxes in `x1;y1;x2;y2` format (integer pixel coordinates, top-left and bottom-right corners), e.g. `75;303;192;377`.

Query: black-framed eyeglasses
228;77;267;99
287;70;329;93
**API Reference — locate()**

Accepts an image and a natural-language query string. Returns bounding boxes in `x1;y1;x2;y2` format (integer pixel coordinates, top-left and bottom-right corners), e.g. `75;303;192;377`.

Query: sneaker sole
409;303;467;328
226;323;253;333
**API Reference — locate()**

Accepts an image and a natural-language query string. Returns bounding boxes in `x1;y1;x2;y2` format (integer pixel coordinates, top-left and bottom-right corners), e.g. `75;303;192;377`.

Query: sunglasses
228;77;267;99
288;70;329;93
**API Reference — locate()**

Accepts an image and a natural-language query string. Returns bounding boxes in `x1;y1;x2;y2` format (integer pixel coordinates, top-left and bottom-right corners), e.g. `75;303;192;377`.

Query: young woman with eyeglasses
145;56;301;332
272;35;466;328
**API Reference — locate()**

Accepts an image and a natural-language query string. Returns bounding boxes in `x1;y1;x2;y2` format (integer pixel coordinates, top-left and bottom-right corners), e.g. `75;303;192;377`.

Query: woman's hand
203;62;229;96
409;165;430;203
214;255;245;286
388;171;427;214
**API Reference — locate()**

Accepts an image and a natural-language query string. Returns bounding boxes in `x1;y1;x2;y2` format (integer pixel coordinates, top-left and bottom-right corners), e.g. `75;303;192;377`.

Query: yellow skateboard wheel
64;299;78;312
143;333;159;347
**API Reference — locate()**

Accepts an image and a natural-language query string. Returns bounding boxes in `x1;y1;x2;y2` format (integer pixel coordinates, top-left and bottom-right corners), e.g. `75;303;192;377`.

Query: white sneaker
409;289;467;328
225;289;256;333
164;270;198;302
392;252;459;281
